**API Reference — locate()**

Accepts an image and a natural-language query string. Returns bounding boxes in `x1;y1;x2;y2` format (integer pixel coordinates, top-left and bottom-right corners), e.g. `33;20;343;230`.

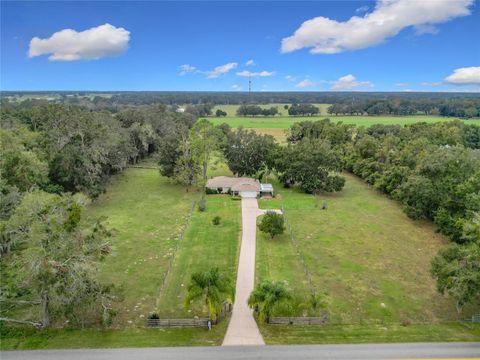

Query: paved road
2;342;479;359
222;198;265;345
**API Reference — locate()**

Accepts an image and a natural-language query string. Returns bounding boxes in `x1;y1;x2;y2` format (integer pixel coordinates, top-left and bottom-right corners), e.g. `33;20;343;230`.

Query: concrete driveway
222;198;268;346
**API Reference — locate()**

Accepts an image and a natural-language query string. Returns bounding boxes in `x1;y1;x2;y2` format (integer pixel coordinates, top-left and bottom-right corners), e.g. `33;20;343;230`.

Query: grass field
1;159;240;350
209;114;477;129
257;174;479;326
212;103;331;117
86;168;198;326
156;194;241;317
0;321;229;350
209;103;479;143
259;323;480;344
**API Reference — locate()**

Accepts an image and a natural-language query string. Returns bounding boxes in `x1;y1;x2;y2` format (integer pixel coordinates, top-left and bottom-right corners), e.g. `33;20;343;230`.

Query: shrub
212;216;221;225
258;211;285;239
206;187;218;195
147;312;160;320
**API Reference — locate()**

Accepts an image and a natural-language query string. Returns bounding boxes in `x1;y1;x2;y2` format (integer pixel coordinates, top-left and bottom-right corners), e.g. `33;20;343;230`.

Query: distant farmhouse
206;176;274;198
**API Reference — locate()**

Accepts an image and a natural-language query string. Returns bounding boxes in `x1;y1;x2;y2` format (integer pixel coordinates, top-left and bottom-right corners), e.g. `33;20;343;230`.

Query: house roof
232;181;260;192
206;176;261;192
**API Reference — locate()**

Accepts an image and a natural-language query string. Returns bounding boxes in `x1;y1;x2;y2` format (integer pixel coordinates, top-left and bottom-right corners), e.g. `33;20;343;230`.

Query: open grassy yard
156;195;241;317
257;174;479;326
86;168;198;326
259;323;480;345
0;321;229;350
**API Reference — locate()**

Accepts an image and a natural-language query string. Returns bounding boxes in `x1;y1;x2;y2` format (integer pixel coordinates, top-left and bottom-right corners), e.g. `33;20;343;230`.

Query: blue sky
1;0;479;91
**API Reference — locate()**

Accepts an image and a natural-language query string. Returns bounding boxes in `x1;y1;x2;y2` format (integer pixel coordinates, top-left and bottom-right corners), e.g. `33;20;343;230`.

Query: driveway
222;198;266;346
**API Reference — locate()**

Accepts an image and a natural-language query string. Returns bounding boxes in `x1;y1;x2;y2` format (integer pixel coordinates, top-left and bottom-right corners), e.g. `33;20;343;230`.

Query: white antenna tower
248;75;252;100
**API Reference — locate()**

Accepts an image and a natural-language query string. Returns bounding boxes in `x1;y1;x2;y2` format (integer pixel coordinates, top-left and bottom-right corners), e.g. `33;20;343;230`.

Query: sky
1;0;480;92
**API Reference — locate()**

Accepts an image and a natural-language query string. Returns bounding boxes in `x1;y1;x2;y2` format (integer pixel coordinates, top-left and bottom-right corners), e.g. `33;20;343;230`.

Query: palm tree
248;280;292;323
184;267;234;321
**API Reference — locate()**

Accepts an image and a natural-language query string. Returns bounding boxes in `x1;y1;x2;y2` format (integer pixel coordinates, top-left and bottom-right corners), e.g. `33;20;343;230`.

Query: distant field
257;174;479;325
209;115;477;129
208;103;479;137
212;103;331;117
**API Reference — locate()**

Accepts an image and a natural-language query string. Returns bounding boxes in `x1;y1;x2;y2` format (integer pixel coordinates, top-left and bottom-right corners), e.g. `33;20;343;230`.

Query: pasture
256;174;476;326
209;114;474;129
210;103;478;143
86;168;197;326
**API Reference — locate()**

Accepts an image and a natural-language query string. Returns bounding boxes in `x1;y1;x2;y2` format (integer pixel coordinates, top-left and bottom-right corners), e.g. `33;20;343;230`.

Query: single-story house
206;176;274;198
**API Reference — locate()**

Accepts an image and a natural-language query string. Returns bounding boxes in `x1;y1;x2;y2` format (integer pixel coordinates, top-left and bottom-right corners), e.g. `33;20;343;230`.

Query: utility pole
248;75;252;103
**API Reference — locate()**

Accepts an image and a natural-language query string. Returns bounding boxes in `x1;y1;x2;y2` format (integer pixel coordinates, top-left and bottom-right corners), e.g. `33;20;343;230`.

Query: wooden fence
146;303;232;328
268;315;328;326
146;318;209;328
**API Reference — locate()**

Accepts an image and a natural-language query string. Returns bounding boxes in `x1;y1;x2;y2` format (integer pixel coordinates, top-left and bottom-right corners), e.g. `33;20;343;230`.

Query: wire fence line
155;200;197;308
281;205;317;298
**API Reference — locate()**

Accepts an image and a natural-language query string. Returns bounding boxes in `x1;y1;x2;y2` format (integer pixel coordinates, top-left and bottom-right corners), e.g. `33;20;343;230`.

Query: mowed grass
209;115;477;130
257;174;479;326
259;323;480;345
0;321;229;350
156;195;241;317
86;168;198;326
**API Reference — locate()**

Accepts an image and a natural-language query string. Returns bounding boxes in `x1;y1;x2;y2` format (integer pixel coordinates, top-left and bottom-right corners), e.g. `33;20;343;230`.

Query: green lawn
209;115;477;129
0;321;229;350
259;323;480;345
86;168;198;326
156;194;241;317
257;174;480;326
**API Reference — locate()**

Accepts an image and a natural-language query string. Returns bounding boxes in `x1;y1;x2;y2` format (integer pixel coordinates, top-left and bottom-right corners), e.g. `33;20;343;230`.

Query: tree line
3;92;480;118
328;98;480;118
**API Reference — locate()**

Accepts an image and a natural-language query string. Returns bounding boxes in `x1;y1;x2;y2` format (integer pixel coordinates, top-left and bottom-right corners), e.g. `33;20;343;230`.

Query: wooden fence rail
146;303;232;328
146;318;209;328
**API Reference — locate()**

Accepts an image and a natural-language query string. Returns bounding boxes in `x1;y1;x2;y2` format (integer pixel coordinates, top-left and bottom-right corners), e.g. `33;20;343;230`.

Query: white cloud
232;84;242;90
179;64;197;75
420;81;442;87
237;70;275;77
206;62;238;78
331;74;373;90
444;66;480;85
414;24;439;35
356;5;370;14
281;0;473;54
285;75;297;82
29;23;130;61
246;59;255;66
395;82;410;87
296;79;316;89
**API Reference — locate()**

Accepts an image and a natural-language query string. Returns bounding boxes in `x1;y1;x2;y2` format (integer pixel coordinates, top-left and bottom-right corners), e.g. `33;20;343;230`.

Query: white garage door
240;191;257;198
